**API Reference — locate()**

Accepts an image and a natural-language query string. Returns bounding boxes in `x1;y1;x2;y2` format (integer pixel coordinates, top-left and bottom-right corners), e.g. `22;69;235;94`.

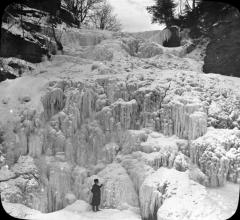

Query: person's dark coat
91;184;102;206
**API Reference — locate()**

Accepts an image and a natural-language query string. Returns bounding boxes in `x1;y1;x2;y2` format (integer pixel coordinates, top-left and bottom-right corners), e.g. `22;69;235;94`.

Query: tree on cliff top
146;0;177;27
147;0;239;37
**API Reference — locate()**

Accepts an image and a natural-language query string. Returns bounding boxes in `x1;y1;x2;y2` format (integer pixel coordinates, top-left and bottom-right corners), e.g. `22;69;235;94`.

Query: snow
2;200;141;220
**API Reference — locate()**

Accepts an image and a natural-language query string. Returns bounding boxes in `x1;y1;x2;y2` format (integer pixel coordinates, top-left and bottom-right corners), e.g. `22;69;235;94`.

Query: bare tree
90;1;121;31
64;0;103;27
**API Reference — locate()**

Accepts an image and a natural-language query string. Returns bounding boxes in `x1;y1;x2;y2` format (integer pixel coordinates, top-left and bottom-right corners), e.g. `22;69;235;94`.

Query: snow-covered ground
3;200;141;220
205;182;239;219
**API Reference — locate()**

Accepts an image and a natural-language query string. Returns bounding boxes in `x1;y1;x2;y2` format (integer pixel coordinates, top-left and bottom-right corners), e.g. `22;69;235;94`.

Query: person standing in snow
91;179;103;212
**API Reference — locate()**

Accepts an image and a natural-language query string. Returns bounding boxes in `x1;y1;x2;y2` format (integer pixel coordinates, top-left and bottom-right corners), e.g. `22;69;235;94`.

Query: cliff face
203;19;240;77
0;1;76;65
0;27;48;63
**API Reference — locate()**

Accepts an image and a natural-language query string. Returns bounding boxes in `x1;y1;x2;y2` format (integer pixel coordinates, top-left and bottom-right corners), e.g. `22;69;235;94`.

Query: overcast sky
108;0;164;32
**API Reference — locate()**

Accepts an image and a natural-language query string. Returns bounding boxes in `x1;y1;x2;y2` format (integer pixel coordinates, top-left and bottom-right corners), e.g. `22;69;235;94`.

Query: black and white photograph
0;0;239;219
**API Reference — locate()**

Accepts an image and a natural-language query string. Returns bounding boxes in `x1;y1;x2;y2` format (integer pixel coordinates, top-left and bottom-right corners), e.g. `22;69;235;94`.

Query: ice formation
0;22;239;220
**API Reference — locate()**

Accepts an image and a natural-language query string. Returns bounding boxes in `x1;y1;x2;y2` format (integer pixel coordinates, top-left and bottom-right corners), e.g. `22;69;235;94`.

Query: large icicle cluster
35;78;207;170
41;88;66;120
1;109;43;166
46;154;74;212
169;96;207;140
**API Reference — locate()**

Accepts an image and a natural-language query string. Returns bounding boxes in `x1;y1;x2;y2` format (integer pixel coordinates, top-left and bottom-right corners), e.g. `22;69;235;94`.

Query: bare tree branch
89;1;121;31
64;0;104;27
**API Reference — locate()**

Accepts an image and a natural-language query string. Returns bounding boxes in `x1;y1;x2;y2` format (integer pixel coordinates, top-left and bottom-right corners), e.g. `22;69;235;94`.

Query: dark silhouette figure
91;179;103;212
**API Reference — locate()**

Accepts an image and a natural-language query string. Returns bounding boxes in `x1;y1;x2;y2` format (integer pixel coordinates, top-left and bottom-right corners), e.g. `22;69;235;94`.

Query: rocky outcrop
203;19;240;77
0;27;47;63
24;0;61;15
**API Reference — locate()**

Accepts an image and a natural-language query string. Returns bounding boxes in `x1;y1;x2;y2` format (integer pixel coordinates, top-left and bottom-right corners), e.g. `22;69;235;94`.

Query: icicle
41;88;66;120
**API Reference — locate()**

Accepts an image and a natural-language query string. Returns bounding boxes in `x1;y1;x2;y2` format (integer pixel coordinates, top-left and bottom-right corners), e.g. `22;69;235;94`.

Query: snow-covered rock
2;200;141;220
0;155;47;211
63;200;91;213
139;167;207;220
